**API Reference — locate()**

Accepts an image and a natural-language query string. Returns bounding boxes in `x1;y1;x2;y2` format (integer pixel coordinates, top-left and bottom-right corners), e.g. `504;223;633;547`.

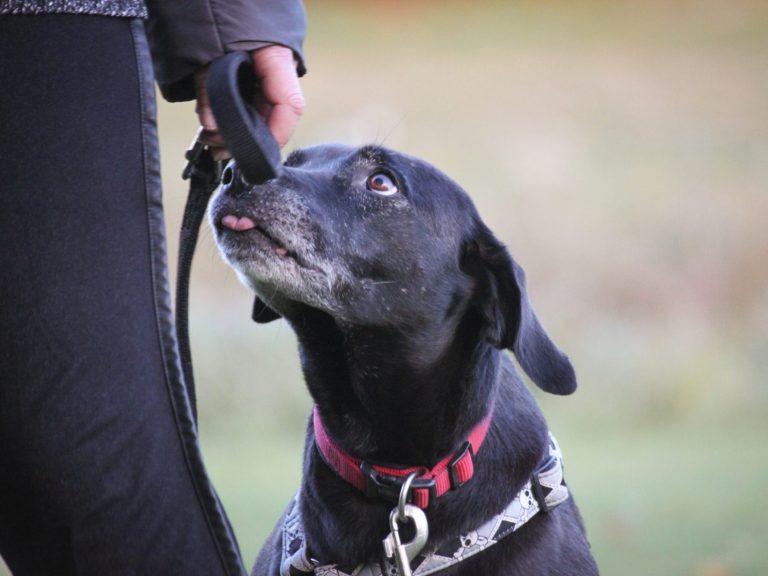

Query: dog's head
210;144;575;395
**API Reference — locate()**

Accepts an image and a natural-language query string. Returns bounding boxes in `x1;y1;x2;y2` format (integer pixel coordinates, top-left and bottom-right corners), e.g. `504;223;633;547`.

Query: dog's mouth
220;214;292;259
213;206;335;315
215;211;325;278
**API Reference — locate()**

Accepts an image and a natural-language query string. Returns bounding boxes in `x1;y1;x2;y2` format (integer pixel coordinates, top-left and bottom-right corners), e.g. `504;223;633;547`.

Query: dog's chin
228;255;407;326
241;268;331;312
216;235;332;316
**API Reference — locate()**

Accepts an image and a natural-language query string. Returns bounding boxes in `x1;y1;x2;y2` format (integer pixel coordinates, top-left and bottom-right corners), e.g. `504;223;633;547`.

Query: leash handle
206;51;282;184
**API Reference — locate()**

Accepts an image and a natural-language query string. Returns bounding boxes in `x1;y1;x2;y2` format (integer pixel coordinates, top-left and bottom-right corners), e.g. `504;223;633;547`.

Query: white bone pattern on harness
280;434;568;576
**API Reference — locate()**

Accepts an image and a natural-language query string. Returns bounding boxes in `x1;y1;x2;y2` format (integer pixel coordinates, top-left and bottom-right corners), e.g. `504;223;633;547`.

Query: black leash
178;135;222;423
177;51;282;422
171;52;284;576
169;137;244;576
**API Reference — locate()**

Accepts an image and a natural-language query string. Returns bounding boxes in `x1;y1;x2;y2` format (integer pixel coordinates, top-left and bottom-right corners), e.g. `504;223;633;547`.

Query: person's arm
144;0;306;102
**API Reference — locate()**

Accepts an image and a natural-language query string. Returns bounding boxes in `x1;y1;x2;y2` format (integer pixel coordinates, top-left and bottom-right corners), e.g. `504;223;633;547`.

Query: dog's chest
279;435;568;576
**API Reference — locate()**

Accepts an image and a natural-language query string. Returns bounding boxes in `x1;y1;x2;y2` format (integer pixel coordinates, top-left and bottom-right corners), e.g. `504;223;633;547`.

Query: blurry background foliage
4;1;767;575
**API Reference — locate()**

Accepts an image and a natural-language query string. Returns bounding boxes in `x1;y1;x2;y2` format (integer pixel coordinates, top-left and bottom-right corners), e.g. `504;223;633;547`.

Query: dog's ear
252;296;281;323
466;222;576;395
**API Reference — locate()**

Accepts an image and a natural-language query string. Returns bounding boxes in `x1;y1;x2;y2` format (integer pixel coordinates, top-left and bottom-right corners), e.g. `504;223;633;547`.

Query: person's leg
0;15;242;575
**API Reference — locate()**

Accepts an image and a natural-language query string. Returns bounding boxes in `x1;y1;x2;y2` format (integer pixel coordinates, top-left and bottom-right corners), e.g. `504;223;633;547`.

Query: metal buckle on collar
360;462;437;504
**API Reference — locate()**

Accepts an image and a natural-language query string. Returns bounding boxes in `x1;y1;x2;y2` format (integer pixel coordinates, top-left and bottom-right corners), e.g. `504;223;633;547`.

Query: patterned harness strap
280;435;568;576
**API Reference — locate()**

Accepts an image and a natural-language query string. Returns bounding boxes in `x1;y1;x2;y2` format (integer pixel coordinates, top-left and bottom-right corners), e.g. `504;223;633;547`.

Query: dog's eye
366;172;398;196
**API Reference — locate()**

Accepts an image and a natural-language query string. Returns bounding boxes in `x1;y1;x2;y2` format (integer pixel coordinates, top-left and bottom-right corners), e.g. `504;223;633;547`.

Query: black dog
210;144;598;575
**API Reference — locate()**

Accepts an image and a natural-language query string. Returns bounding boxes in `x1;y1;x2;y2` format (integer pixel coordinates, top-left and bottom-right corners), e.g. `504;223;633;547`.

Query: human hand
194;45;305;159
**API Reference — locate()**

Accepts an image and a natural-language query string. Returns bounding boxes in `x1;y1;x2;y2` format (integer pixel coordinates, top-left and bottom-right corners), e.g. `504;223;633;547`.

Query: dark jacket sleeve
144;0;306;102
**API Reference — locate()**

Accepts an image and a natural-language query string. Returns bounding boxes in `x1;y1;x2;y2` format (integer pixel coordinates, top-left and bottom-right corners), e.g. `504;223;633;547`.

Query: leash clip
382;504;429;576
382;476;429;576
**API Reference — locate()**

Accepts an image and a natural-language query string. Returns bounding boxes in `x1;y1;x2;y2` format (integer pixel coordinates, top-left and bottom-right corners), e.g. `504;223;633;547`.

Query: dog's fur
210;144;598;575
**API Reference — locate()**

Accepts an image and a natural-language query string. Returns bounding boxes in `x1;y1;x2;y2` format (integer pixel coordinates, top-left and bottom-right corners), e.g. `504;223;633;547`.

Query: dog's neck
291;307;497;465
285;307;549;567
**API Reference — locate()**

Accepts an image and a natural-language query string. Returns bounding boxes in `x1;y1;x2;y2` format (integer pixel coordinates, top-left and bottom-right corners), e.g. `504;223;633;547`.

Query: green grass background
3;1;767;574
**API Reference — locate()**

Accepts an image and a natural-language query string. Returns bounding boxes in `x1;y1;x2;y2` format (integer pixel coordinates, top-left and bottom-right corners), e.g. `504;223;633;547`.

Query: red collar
312;405;493;509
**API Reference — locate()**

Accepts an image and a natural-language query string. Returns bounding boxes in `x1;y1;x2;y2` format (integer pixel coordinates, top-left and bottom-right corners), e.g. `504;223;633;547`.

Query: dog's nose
221;164;236;186
221;163;259;198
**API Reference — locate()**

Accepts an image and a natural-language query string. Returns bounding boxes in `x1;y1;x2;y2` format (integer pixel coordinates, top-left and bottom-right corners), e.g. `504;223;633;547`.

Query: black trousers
0;15;243;576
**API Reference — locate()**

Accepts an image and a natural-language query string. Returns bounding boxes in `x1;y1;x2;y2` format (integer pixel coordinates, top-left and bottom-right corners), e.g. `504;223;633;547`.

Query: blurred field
4;1;766;575
171;1;768;575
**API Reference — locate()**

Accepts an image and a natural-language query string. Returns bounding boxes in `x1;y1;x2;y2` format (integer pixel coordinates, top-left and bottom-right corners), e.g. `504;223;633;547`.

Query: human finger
251;46;305;148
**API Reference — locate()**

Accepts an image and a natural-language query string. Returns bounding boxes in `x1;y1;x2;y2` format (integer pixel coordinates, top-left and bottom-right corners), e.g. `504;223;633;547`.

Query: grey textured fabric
0;0;307;103
0;0;145;17
145;0;306;102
